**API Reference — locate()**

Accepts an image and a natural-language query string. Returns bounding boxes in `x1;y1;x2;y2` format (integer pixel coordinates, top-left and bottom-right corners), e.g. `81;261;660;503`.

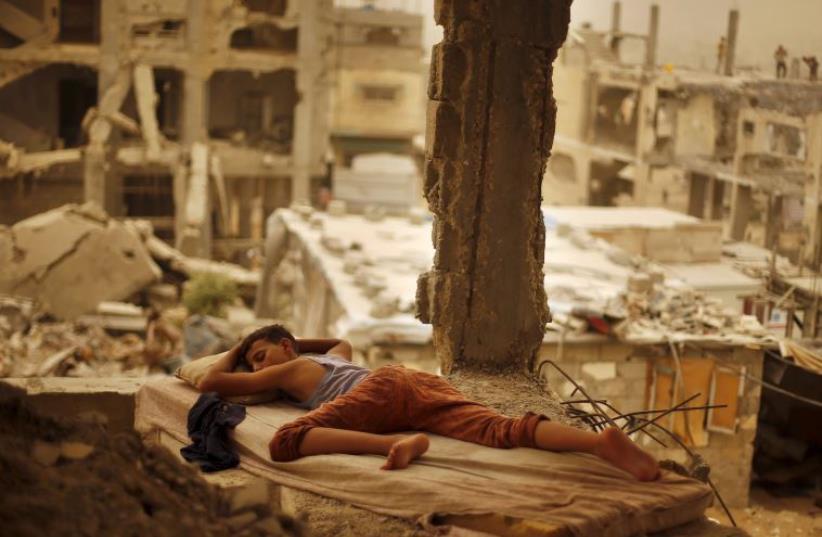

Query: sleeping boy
199;324;659;479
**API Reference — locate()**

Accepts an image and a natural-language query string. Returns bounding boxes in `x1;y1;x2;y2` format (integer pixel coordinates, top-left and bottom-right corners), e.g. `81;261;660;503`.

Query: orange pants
269;365;546;462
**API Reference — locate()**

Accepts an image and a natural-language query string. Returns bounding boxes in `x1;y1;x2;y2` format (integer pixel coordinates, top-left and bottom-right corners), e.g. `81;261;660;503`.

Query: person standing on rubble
716;36;726;74
198;325;660;481
803;55;819;81
775;45;789;79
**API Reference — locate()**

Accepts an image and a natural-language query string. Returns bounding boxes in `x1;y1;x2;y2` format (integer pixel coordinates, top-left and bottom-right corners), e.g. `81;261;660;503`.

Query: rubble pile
0;383;302;537
0;296;151;378
0;203;266;380
611;278;773;343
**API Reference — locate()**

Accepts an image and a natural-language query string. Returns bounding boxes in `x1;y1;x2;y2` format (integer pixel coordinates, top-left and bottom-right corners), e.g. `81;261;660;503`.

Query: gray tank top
292;354;370;410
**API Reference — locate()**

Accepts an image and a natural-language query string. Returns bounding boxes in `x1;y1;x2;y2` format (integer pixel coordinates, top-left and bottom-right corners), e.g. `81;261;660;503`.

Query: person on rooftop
775;45;789;79
199;324;660;480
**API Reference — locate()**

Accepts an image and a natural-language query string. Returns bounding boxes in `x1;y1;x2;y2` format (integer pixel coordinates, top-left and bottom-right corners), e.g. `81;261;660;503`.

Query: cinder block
581;361;617;381
617;360;648;380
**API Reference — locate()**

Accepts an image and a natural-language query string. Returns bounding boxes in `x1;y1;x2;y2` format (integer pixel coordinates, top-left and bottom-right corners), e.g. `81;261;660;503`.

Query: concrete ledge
2;377;144;432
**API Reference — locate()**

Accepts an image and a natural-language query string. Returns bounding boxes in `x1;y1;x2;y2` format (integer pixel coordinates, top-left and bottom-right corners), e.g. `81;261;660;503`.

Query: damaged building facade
545;3;822;271
0;0;426;260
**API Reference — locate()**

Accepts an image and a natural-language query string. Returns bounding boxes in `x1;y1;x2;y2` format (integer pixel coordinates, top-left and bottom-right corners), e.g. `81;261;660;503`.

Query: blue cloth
295;354;370;410
181;393;246;472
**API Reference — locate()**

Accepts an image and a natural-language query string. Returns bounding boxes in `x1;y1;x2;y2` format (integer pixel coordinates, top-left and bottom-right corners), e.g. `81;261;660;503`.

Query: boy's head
238;324;298;372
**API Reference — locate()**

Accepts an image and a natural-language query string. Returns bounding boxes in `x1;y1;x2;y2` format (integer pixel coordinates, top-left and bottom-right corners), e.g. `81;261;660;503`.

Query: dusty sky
417;0;822;72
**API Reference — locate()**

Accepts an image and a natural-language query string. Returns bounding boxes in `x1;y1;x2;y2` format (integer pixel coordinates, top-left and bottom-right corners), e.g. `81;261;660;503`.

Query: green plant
182;272;238;317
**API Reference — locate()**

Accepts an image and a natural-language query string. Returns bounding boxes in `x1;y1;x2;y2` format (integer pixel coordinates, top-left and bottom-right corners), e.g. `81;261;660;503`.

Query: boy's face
247;338;295;372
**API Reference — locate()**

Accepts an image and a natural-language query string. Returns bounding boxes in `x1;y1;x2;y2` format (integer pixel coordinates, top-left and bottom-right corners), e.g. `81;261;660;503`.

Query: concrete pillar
803;113;822;267
611;2;621;35
729;183;754;241
182;1;208;146
416;0;570;373
703;175;716;219
645;4;659;71
724;10;739;77
764;194;782;250
292;0;331;203
177;0;210;256
83;0;125;213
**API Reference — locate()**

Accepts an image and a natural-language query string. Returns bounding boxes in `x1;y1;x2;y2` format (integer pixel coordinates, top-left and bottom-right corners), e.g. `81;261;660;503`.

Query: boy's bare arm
200;360;290;396
297;338;353;361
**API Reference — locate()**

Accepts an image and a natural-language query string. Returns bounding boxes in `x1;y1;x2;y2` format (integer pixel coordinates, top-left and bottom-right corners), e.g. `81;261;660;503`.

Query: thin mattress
135;377;713;537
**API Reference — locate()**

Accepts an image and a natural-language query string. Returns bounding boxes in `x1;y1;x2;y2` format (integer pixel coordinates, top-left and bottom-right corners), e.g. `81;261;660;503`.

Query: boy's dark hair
237;324;297;365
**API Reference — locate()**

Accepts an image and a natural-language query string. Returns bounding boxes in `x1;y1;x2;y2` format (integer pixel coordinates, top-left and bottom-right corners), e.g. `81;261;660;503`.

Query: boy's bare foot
381;433;429;470
595;428;660;481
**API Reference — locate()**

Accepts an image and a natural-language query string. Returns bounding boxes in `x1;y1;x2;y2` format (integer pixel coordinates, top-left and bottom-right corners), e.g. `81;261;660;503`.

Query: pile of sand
0;382;302;537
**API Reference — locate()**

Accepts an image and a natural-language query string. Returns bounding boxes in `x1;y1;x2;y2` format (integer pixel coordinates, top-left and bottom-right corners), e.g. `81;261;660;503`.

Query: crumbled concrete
416;0;571;372
0;203;161;319
0;382;302;537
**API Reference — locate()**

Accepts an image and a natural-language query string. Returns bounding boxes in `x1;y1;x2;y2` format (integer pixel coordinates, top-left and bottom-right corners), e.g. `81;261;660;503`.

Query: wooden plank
672;358;714;447
707;367;743;433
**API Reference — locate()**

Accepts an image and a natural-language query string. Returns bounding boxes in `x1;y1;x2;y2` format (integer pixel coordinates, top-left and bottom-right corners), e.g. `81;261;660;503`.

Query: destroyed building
545;3;822;270
329;3;425;165
0;0;426;261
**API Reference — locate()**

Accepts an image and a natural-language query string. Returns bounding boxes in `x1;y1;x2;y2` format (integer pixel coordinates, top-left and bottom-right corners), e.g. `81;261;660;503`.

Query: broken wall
208;69;297;149
673;93;716;158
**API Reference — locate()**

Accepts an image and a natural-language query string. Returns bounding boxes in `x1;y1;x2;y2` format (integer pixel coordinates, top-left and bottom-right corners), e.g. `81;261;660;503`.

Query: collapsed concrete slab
0;203;161;319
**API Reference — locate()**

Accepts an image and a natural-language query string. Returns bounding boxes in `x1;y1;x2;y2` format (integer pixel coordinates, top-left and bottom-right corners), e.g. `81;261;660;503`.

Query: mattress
135;377;713;537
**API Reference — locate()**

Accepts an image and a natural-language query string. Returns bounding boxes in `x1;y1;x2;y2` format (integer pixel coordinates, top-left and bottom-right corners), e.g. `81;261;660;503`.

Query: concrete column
803;113;822;268
177;0;210;256
416;0;570;373
83;0;125;212
292;0;331;203
723;10;739;76
611;2;621;35
182;0;208;146
703;175;716;219
729;183;754;241
764;194;782;250
645;4;659;71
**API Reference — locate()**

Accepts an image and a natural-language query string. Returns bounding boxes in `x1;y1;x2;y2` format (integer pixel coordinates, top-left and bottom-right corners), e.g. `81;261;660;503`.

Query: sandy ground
706;487;822;537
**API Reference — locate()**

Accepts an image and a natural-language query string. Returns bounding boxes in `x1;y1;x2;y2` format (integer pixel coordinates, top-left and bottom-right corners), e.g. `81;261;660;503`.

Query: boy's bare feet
595;428;660;481
381;433;429;470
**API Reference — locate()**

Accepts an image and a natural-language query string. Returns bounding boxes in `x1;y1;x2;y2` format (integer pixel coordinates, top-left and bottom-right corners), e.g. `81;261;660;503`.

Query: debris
363;205;386;222
0;383;302;537
328;200;347;216
31;440;61;466
60;441;95;461
0;203;161;320
143;232;259;299
0;295;153;378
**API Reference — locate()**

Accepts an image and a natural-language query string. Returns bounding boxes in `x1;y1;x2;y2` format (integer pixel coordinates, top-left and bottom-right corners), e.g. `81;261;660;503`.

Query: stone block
581;361;617;381
592;377;630;398
0;203;161;319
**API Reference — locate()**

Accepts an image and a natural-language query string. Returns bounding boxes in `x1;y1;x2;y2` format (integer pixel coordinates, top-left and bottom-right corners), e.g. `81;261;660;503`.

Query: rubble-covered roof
544;206;699;230
273;207;775;348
